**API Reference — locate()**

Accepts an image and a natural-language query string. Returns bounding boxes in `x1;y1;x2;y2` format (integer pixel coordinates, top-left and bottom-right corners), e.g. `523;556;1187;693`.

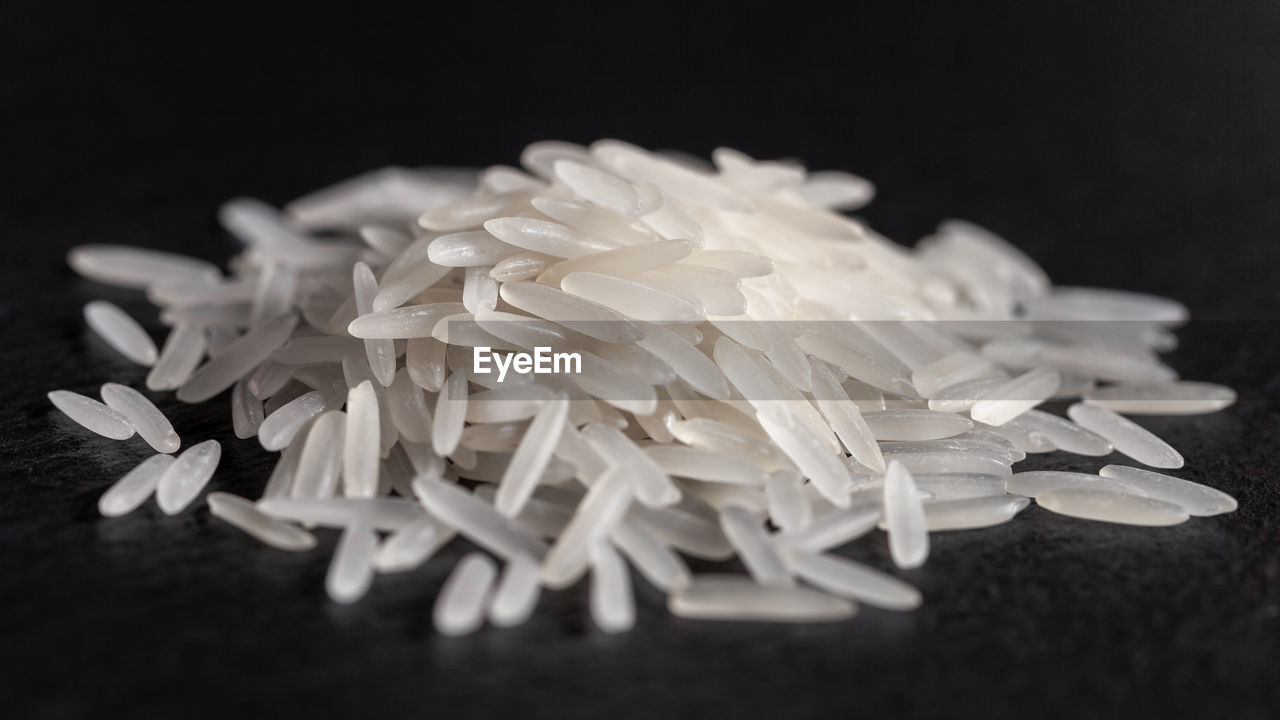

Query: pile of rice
52;140;1238;633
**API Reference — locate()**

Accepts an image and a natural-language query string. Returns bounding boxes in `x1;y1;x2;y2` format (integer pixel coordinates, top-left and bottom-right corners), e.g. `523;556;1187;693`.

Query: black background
2;2;1278;718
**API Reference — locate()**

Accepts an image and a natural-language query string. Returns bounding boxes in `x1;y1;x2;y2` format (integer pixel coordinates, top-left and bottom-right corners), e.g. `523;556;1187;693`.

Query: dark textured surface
3;2;1279;719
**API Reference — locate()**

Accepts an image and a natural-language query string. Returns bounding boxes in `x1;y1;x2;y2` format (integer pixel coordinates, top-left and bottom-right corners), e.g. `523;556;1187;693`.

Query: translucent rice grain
581;424;681;507
98;454;174;516
412;476;548;561
541;467;635;588
1036;488;1190;526
146;323;207;391
1067;402;1184;468
977;419;1056;454
862;409;974;441
1012;410;1113;456
406;337;447;392
257;496;424;530
490;251;557;282
756;410;853;507
462;266;499;313
609;517;692;591
347;302;468;339
927;376;1008;413
719;506;793;586
488;555;543;627
427;231;516;267
1098;465;1237;516
495;395;570;516
261;432;305;499
774;505;881;553
910;473;1008;501
499;281;642;343
668;576;854;622
207;492;316;551
343;382;380;498
781;550;921;610
631;269;748;316
764;469;812;532
590;542;636;634
375;514;454;572
48;390;136;440
561;271;702;323
178;314;298;402
326;522;378;603
291;410;346;499
918;496;1029;531
155;439;221;515
969;367;1061;426
432;371;468;456
434;553;499;636
483;217;621;258
248;260;296;327
258;389;342;451
554;160;642;215
100;383;179;453
643;445;768;485
883;460;928;569
1007;470;1135;498
385;370;433;443
810;361;885;472
880;437;1022;463
668;417;789;471
539;239;693;287
231;379;264;439
352;263;397;386
1083;381;1237;415
68;244;218;289
83;301;158;366
887;452;1012;478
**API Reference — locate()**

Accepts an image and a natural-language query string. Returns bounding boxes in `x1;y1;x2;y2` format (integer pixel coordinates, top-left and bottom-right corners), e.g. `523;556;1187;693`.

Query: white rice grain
83;301;158;366
48;389;136;440
344;382;380;498
434;553;498;636
669;576;854;622
207;492;316;551
1098;464;1237;516
326;522;378;603
1083;381;1237;415
155;439;221;514
1036;488;1190;526
1067;402;1184;468
146;322;207;391
780;550;921;610
100;383;180;453
719;506;793;586
883;460;928;569
590;541;636;633
98;454;174;516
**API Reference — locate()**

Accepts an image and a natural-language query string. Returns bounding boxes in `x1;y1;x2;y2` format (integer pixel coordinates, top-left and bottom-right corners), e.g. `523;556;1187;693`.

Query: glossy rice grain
98;454;174;516
48;390;136;440
1036;488;1190;526
100;383;180;453
1067;402;1183;468
156;439;221;514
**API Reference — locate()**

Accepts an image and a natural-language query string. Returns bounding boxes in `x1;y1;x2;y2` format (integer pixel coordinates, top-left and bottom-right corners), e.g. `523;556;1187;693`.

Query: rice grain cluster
53;140;1239;633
